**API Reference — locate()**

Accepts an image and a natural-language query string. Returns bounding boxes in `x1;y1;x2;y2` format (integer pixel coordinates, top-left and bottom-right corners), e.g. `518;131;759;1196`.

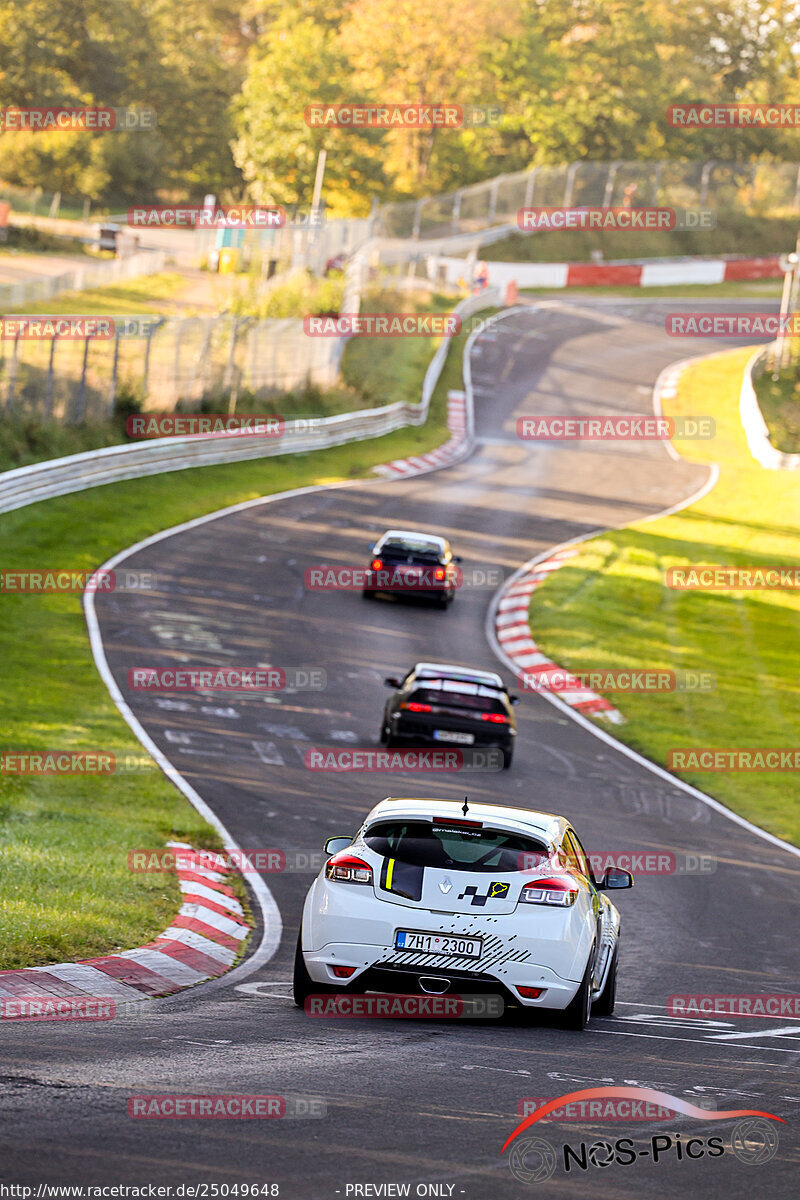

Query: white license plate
433;730;474;745
395;930;482;958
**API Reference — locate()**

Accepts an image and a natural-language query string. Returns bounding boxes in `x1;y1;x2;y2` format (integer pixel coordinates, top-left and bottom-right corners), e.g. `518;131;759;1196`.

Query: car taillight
371;558;383;571
401;701;432;712
481;713;508;724
325;853;373;885
517;986;544;999
519;877;579;907
331;965;356;978
434;567;446;581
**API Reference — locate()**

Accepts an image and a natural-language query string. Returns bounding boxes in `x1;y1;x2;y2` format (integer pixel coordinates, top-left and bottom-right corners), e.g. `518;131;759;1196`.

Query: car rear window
364;820;549;873
410;686;507;715
379;539;443;564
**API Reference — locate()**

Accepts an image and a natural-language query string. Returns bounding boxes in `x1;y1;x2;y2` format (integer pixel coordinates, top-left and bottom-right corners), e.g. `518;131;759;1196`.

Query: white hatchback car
294;797;632;1029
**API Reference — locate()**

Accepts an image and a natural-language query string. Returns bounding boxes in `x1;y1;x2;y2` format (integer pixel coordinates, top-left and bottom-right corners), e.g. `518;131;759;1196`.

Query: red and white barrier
430;255;783;291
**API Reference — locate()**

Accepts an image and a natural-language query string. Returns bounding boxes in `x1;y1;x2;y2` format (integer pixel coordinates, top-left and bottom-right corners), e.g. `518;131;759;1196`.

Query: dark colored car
380;662;518;768
363;530;462;608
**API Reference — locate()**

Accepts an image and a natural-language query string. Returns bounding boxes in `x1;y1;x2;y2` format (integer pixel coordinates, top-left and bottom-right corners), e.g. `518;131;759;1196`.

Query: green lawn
0;316;461;969
527;347;800;845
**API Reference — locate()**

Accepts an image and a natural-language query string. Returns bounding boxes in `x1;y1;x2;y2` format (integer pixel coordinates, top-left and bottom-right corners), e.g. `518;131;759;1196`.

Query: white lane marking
617;1012;734;1030
153;699;193;712
164;730;193;744
200;705;239;719
252;740;285;766
708;1026;800;1041
588;1026;800;1053
463;1066;532;1075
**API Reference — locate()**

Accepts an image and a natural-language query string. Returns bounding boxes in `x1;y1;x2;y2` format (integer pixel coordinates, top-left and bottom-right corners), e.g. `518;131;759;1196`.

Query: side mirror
384;676;401;688
509;694;519;705
453;555;463;564
324;836;352;856
597;867;633;890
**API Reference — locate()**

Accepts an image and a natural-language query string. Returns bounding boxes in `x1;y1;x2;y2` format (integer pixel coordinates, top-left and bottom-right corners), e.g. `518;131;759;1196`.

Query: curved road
3;300;798;1198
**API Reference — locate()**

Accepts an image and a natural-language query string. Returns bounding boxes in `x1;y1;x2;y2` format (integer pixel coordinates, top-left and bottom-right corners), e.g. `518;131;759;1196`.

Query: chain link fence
375;160;800;241
0;314;340;424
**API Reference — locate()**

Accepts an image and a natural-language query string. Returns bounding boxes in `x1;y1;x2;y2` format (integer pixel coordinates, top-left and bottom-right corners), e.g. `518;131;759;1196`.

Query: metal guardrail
0;288;502;514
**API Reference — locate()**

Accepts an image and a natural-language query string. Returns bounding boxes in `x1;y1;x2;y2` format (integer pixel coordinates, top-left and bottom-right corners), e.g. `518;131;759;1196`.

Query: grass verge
0;309;463;969
527;346;800;845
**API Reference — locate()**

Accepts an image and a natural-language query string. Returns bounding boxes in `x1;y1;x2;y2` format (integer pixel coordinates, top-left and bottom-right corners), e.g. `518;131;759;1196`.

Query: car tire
592;943;618;1017
379;720;389;744
501;747;513;770
561;953;594;1031
436;593;449;609
293;929;324;1008
362;589;375;600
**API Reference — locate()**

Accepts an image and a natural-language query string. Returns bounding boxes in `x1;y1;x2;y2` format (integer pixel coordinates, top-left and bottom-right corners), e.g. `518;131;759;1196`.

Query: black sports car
380;662;518;768
362;529;461;607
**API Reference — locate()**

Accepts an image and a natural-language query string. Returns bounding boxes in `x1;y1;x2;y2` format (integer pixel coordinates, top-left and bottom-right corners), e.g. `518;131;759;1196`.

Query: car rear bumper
302;942;580;1010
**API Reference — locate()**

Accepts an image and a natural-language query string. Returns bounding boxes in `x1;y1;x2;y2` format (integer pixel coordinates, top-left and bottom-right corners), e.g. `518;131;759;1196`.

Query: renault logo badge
439;877;453;894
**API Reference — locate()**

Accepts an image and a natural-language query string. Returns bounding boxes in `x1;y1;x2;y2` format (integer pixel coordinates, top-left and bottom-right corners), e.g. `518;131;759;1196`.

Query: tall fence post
450;191;462;235
524;168;538;208
44;334;57;420
6;334;20;413
108;326;121;415
603;162;622;206
563;162;581;206
74;336;90;423
699;160;715;206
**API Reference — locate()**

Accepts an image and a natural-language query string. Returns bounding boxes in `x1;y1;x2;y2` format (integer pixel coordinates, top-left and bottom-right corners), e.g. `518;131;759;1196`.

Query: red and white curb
0;842;251;1011
373;390;468;479
495;552;625;723
431;254;784;292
